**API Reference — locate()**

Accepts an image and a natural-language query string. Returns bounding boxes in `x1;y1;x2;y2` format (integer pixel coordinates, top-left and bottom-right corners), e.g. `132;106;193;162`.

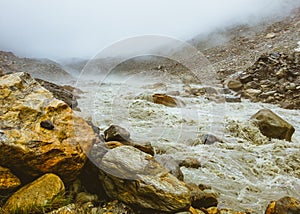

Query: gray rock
104;125;131;142
97;146;191;212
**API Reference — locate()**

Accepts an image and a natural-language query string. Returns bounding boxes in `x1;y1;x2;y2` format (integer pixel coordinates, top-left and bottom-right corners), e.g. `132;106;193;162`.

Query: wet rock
36;78;78;109
104;125;155;155
265;196;300;214
227;79;243;91
186;183;218;209
152;93;185;107
0;73;97;183
96;146;191;212
104;125;131;142
155;155;184;181
2;173;65;213
130;140;155;156
179;157;201;169
251;109;295;141
0;166;21;192
202;134;223;145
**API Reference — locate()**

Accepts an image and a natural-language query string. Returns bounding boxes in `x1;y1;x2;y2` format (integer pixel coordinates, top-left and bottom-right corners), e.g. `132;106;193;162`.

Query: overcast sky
0;0;299;60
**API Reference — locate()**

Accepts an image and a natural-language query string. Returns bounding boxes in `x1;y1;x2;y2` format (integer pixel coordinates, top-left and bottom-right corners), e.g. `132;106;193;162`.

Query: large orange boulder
0;72;97;183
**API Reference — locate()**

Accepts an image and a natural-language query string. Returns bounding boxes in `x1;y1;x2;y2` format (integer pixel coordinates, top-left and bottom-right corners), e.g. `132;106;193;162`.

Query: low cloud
0;0;299;60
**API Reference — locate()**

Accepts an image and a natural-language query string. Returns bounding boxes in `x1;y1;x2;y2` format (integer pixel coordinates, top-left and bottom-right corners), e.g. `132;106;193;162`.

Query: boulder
95;146;191;212
0;166;21;192
2;173;65;213
251;109;295;141
265;196;300;214
152;93;185;107
0;72;97;183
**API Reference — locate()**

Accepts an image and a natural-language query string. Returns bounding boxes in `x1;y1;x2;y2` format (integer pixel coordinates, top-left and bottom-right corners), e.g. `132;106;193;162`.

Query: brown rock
2;173;65;213
130;140;155;156
152;93;184;107
265;196;300;214
0;166;21;191
251;109;295;141
0;73;97;183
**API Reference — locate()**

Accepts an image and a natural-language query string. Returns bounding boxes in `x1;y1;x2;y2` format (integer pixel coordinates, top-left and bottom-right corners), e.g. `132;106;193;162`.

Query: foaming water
76;70;300;213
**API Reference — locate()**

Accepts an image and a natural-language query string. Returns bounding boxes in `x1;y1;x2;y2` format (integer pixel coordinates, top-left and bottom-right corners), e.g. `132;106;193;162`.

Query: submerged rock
0;72;97;183
96;146;191;212
265;196;300;214
2;173;65;213
251;109;295;141
152;93;185;107
0;166;21;192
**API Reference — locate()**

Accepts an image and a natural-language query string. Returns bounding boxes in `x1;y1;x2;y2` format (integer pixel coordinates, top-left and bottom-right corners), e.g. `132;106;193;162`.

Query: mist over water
0;0;300;60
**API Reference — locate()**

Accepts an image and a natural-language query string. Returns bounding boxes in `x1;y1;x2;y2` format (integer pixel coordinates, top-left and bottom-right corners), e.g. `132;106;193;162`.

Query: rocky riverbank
0;71;299;213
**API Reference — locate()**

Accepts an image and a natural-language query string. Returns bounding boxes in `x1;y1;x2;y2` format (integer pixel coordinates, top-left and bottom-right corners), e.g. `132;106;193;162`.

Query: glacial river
75;68;300;213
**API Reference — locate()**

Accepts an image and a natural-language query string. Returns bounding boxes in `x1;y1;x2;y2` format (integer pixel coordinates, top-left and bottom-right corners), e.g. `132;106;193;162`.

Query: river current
75;69;300;213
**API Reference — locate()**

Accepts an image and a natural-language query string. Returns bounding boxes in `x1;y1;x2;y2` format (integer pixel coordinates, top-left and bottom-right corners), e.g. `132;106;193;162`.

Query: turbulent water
75;68;300;213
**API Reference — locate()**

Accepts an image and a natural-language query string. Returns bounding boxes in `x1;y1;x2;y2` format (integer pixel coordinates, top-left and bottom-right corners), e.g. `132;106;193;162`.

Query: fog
0;0;299;60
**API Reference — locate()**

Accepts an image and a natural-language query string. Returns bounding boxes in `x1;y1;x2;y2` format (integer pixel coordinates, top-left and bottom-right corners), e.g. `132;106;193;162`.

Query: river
75;67;300;213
